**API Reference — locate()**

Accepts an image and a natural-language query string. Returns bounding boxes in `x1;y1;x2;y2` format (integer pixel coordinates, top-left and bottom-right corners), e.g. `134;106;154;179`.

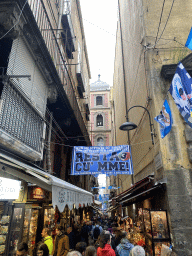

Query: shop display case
8;204;25;256
44;207;55;229
143;209;171;256
22;207;40;256
0;202;11;256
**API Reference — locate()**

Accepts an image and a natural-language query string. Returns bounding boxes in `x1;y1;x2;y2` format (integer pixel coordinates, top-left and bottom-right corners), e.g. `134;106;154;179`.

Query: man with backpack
92;222;102;242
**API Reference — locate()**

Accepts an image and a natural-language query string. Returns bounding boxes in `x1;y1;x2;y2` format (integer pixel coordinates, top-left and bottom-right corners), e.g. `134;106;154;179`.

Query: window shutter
7;37;48;116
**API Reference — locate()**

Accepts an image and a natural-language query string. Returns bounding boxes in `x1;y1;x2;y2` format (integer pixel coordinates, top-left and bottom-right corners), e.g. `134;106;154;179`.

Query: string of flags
154;29;192;138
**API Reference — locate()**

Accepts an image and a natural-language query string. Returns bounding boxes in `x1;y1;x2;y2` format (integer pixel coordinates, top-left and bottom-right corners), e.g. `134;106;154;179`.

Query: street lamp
119;105;156;145
119;105;156;186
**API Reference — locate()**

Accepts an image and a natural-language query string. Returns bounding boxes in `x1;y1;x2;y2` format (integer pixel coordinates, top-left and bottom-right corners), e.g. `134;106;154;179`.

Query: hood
100;244;112;253
120;239;133;250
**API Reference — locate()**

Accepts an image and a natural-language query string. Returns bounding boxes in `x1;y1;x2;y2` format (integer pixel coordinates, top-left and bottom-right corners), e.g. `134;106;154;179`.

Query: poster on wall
71;145;133;176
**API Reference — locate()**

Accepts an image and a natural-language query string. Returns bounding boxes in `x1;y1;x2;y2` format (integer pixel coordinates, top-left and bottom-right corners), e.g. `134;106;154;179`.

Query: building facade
0;0;93;254
112;0;192;255
90;75;113;200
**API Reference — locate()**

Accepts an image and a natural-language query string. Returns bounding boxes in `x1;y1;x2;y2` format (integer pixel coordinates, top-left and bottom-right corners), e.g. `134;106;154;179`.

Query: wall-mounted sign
0;177;21;200
33;187;45;199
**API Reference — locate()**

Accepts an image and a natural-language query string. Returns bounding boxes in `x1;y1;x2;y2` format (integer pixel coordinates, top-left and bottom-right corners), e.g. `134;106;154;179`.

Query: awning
106;205;118;212
0;152;93;212
121;183;165;206
94;200;102;206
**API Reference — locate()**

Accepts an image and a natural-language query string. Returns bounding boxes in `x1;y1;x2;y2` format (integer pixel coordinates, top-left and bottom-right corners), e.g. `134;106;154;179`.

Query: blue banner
185;27;192;50
169;62;192;127
154;99;172;138
71;145;133;176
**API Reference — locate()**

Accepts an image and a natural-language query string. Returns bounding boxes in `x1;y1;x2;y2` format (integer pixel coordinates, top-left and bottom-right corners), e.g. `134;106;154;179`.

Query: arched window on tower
96;96;103;106
97;137;104;146
96;114;103;126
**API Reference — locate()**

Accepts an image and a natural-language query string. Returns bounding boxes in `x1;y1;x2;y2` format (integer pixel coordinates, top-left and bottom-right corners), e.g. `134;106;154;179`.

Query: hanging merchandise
154;99;172;138
185;27;192;50
169;62;192;127
71;145;133;176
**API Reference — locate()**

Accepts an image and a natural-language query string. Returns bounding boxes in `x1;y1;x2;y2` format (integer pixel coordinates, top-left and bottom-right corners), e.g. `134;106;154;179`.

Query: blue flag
154;99;172;138
169;62;192;127
185;27;192;50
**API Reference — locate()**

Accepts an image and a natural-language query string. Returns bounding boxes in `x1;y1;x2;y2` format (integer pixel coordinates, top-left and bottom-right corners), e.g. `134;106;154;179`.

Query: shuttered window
6;36;48;116
0;83;44;152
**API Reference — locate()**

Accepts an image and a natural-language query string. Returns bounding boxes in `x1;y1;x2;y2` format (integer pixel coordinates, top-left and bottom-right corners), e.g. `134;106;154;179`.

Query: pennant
185;27;192;50
169;62;192;127
154;99;172;138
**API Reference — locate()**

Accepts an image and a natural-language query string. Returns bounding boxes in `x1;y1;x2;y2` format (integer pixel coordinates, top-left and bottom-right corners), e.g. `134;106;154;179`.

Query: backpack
93;226;100;239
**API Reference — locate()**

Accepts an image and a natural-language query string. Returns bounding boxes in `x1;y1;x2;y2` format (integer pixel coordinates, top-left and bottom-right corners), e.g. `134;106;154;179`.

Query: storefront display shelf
143;209;171;256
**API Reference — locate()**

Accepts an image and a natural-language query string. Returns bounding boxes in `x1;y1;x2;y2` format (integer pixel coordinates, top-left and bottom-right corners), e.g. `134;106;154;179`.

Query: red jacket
97;244;116;256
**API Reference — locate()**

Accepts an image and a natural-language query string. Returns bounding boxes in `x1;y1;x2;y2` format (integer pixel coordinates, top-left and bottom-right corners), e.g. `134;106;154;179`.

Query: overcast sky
79;0;118;86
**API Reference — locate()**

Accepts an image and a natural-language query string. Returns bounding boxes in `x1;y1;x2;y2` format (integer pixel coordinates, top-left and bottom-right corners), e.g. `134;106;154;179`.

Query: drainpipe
47;112;53;173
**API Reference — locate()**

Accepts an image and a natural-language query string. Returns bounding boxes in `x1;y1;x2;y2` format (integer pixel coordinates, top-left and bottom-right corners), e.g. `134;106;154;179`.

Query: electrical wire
147;0;176;49
128;49;145;107
155;0;166;45
156;0;176;45
0;0;28;41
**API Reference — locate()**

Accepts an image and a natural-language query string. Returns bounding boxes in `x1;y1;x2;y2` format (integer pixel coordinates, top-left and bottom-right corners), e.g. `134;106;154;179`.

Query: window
97;114;103;126
96;96;103;106
97;137;104;146
0;83;44;153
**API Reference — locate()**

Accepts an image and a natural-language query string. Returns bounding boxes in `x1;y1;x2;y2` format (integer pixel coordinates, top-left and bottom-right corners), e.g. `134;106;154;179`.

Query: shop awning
0;152;93;212
121;183;165;206
94;200;102;207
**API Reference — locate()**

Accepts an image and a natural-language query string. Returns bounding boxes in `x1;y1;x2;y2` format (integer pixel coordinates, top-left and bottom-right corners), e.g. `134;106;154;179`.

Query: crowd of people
16;218;146;256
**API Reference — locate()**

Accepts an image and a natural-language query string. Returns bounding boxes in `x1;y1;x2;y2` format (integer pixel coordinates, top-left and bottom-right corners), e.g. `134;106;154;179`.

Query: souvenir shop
110;175;171;256
0;152;92;256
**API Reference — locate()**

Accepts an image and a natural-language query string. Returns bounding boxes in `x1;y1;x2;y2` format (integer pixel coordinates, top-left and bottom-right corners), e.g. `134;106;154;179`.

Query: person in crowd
129;246;145;256
97;233;115;256
67;251;82;256
111;227;123;251
75;242;87;256
36;242;49;256
53;225;69;256
92;223;102;242
85;246;96;256
115;232;134;256
41;227;53;256
80;221;89;245
67;226;76;250
16;242;28;256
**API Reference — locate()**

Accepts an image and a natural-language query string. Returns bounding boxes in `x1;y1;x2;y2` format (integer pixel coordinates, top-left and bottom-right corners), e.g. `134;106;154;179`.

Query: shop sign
0;177;21;200
32;187;45;199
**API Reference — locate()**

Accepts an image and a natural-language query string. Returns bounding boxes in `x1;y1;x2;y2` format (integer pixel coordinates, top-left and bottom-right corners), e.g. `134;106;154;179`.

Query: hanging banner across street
71;145;133;176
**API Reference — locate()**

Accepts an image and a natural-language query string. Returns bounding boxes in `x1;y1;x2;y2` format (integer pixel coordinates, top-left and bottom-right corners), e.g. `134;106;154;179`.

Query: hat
130;246;145;256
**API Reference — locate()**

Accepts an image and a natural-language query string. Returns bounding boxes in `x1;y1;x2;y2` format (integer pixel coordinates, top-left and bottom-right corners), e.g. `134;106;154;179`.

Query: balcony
76;62;85;98
61;8;75;59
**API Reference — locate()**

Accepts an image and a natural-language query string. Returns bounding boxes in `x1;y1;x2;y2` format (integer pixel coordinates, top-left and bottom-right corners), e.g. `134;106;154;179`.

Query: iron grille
0;83;44;152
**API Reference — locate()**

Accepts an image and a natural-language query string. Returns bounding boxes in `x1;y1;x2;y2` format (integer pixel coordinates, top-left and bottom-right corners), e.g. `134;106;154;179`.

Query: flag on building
185;27;192;50
154;99;172;138
169;62;192;128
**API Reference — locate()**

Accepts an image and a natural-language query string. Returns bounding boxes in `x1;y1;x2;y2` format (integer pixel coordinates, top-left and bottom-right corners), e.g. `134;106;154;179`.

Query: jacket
97;244;116;256
44;236;53;255
53;234;69;256
115;239;134;256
